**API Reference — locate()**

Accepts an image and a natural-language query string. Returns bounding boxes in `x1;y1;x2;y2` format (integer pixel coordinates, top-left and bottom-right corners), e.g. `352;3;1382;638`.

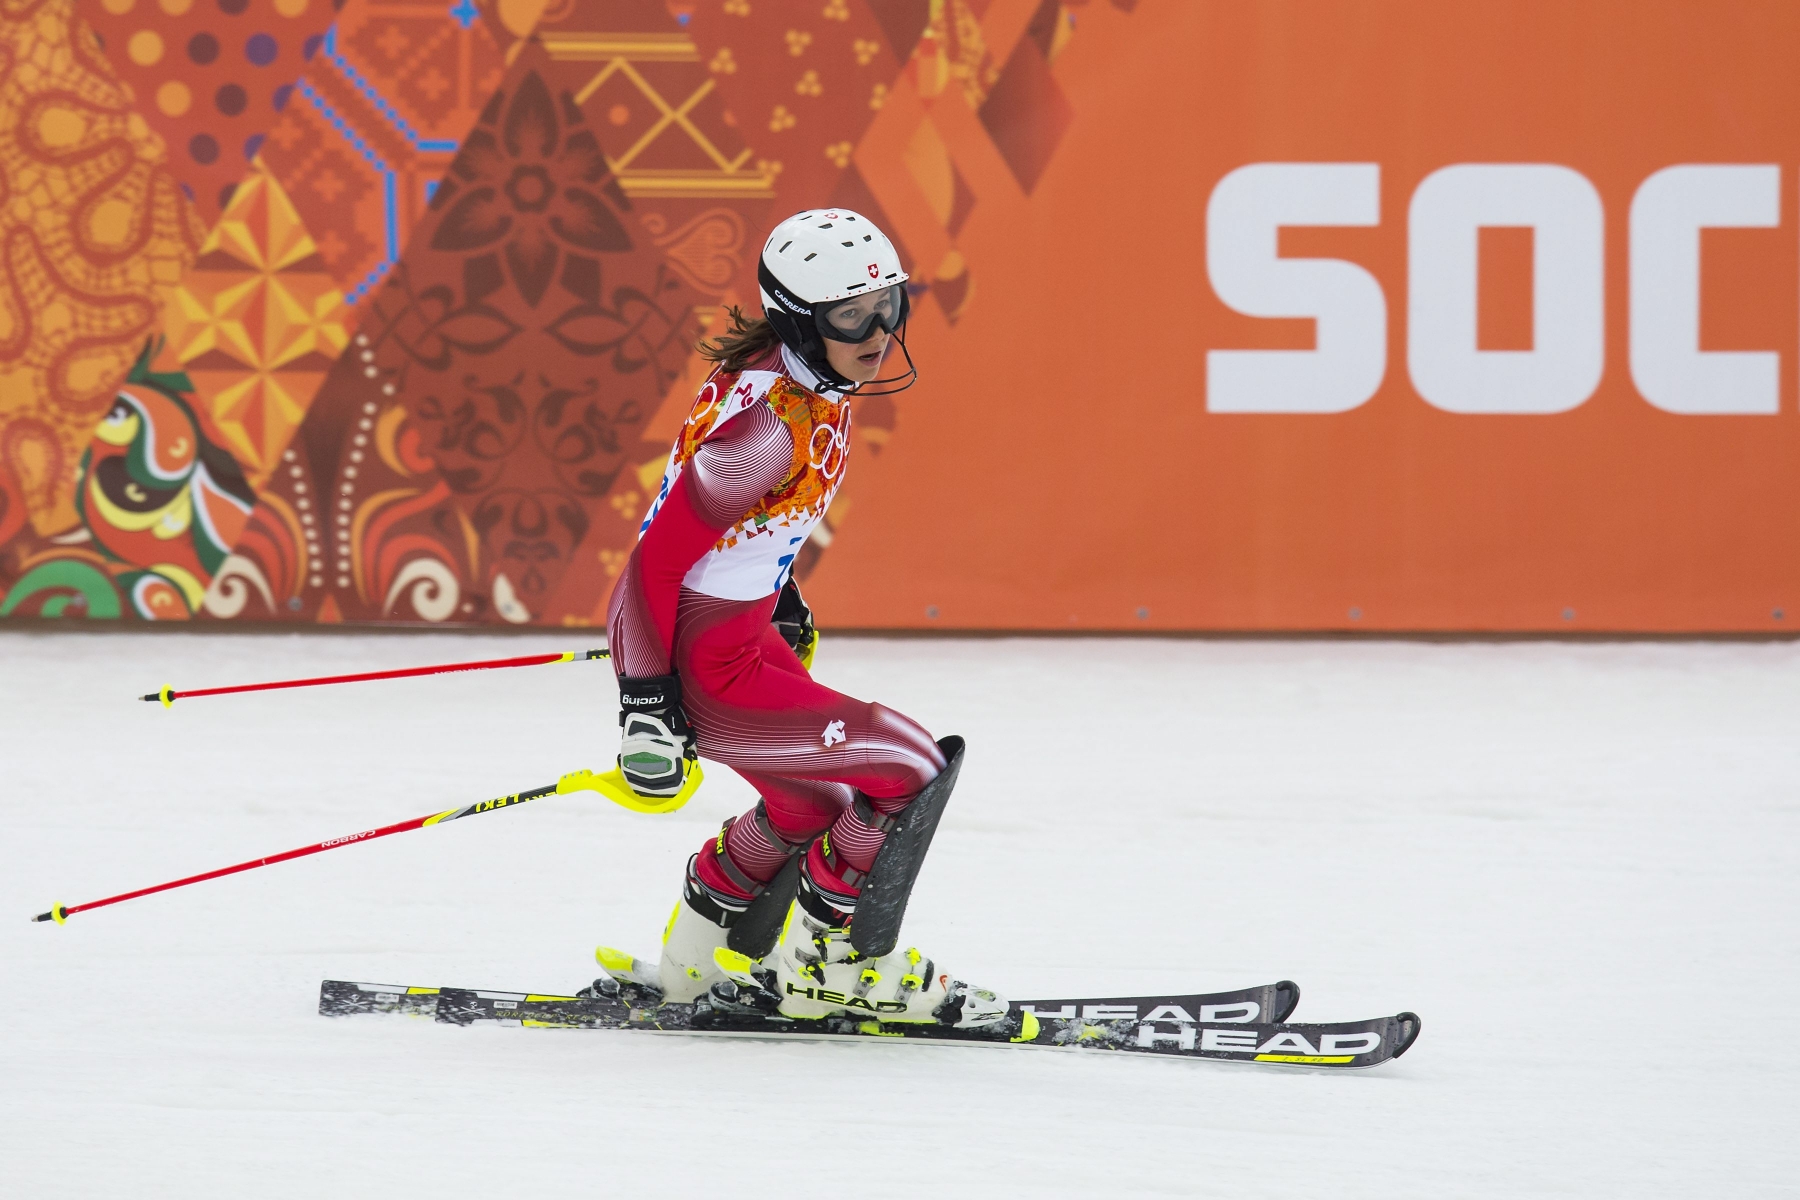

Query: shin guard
850;735;964;958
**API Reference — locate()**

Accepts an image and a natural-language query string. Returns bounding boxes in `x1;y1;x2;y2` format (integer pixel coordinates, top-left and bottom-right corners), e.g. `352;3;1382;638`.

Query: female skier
600;209;1006;1030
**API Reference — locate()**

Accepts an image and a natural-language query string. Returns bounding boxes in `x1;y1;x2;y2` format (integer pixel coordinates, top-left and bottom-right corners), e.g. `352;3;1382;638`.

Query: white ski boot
591;856;738;1005
762;902;1009;1029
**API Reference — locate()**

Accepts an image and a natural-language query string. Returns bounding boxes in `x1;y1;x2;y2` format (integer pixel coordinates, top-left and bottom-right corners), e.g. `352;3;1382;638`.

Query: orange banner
808;0;1800;632
3;0;1794;632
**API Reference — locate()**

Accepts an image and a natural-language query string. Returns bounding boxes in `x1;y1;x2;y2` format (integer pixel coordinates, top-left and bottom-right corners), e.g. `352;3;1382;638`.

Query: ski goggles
816;284;908;344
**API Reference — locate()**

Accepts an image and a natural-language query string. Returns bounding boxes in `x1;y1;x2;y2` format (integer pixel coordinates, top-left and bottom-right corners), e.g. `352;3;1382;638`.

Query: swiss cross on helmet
758;209;917;394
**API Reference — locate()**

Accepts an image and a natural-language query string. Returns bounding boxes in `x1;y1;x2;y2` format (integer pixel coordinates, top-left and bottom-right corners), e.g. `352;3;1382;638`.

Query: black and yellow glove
772;576;818;670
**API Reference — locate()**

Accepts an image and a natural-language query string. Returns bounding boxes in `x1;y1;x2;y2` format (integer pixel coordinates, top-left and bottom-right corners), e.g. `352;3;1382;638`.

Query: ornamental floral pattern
429;72;633;309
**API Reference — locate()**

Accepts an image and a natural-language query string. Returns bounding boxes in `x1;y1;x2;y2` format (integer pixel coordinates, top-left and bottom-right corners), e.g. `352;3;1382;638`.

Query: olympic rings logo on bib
687;379;724;425
809;405;853;479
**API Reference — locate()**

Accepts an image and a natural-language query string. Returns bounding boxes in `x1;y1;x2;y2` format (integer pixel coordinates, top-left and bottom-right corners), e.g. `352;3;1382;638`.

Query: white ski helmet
758;208;916;393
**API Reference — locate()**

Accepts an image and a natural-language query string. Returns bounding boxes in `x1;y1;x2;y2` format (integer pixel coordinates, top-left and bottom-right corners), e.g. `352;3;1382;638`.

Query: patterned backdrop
0;0;1131;623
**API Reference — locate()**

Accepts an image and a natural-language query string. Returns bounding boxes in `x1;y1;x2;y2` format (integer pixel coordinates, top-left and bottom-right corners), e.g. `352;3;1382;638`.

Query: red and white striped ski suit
607;345;943;905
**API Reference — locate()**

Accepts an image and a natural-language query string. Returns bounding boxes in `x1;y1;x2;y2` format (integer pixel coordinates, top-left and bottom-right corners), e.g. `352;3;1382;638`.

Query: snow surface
2;630;1796;1198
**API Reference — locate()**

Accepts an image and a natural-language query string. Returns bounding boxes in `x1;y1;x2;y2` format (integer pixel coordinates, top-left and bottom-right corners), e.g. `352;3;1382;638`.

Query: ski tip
1391;1012;1423;1059
1273;980;1301;1023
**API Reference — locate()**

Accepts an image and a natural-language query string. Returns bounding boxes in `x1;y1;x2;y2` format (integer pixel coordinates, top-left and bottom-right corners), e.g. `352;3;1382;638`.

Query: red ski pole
140;648;609;707
29;783;557;925
28;759;705;925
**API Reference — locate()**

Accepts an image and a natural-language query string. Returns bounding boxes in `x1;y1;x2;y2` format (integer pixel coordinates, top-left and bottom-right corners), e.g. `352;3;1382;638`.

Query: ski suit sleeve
607;403;795;677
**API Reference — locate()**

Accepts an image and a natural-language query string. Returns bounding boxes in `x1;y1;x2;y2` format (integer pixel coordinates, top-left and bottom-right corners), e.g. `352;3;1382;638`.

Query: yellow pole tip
50;904;67;925
159;685;173;709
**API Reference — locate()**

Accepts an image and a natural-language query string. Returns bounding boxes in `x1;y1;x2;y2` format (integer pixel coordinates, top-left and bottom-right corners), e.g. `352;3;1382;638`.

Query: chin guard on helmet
855;328;918;397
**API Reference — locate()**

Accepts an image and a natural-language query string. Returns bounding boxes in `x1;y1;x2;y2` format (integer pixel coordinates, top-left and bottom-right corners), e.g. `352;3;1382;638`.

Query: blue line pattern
299;21;465;303
321;27;461;154
295;79;394;303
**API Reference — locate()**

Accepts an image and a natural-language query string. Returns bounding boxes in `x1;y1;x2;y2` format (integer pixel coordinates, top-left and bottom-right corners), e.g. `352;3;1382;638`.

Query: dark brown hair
698;305;784;372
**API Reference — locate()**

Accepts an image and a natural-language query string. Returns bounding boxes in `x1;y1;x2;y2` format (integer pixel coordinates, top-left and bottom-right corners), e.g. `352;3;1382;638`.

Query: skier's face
824;327;890;384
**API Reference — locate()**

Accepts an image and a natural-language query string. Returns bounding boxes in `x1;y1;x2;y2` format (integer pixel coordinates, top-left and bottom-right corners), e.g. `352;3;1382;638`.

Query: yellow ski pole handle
556;758;705;815
31;758;702;924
